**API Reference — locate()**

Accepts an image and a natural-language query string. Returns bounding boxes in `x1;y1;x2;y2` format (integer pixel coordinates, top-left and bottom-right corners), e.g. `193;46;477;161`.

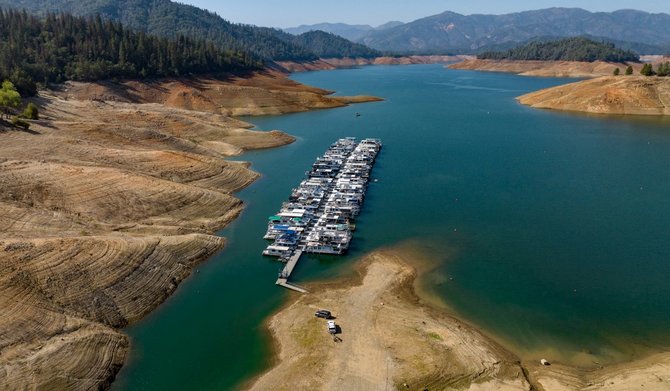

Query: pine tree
625;65;634;75
613;68;620;76
656;62;670;77
640;63;654;76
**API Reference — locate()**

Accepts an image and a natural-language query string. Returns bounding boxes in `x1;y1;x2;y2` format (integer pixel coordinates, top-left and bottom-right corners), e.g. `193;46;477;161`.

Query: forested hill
291;31;381;59
0;0;376;62
0;9;259;95
478;37;639;62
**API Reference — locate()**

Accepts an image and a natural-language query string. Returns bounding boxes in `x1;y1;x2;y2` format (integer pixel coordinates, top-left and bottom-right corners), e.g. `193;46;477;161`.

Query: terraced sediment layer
276;55;471;72
448;59;640;78
518;76;670;116
0;71;381;390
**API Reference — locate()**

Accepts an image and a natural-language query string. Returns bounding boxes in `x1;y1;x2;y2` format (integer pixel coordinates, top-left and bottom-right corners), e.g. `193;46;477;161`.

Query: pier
263;138;382;292
275;250;308;293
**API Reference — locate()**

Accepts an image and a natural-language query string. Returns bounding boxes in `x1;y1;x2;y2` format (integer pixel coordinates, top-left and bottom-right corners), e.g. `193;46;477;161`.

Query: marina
263;137;382;290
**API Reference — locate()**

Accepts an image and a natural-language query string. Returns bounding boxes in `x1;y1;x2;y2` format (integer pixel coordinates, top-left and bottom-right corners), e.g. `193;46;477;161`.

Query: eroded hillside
0;71;380;390
518;76;670;115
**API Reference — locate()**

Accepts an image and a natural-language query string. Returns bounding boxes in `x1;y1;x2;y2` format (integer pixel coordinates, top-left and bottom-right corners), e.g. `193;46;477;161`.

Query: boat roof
267;245;291;251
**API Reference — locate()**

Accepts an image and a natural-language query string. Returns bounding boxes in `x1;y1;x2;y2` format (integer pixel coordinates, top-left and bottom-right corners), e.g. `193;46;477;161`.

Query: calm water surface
113;65;670;390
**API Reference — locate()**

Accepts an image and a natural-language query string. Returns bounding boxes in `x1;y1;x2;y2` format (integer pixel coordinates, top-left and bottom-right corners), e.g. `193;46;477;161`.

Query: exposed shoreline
277;55;471;72
0;69;383;390
448;59;641;78
250;245;670;391
517;76;670;116
448;59;670;116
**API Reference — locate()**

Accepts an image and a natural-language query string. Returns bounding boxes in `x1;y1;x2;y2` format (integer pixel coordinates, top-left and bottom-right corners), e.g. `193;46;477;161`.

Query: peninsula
450;38;670;116
251;246;670;391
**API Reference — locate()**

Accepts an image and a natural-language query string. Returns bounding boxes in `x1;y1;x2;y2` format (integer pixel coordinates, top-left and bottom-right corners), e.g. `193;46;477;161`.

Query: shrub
11;116;30;130
21;102;39;120
640;63;655;76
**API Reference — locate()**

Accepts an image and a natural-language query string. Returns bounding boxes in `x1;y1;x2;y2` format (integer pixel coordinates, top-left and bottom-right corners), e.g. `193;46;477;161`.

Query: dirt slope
518;76;670;116
250;250;530;391
251;249;670;391
449;59;640;78
0;71;381;390
277;55;471;72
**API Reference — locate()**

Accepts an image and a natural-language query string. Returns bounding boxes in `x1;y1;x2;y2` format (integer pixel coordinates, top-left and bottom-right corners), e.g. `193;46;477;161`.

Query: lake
113;65;670;390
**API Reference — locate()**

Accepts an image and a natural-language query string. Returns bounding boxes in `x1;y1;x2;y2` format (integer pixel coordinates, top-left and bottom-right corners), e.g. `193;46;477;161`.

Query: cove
112;65;670;390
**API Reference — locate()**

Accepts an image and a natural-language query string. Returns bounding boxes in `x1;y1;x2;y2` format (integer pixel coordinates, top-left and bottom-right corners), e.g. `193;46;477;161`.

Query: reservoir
113;65;670;390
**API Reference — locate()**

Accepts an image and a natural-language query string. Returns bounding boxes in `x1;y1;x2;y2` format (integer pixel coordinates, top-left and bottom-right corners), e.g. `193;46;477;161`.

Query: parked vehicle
315;310;331;319
327;320;337;334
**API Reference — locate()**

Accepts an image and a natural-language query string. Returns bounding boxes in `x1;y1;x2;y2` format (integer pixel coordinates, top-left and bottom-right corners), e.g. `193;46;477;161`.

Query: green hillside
0;0;380;62
0;9;257;95
478;37;639;62
291;31;381;59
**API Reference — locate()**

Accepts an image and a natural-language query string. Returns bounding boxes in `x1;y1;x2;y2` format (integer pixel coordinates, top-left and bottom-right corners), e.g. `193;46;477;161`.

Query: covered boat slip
262;137;382;290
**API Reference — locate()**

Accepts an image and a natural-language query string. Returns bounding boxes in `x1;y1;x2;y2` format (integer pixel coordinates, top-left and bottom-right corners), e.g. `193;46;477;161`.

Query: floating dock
264;138;382;291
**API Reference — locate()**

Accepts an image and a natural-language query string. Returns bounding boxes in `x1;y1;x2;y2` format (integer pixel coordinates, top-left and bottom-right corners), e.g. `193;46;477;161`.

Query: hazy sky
181;0;670;28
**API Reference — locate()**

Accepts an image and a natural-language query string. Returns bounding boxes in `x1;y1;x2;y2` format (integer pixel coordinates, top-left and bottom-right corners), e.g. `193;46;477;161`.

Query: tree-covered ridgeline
0;0;320;61
0;9;261;95
478;37;640;63
290;31;381;59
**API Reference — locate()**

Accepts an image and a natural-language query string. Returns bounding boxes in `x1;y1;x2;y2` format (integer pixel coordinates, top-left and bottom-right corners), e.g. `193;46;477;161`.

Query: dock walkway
275;250;308;292
265;138;382;293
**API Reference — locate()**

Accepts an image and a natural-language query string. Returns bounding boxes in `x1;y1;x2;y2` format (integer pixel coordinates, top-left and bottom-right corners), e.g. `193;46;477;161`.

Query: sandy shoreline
249;245;670;391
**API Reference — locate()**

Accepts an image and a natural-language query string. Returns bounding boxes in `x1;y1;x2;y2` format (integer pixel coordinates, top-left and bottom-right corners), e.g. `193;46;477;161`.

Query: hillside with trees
0;0;368;61
0;9;259;96
478;37;639;62
290;31;381;59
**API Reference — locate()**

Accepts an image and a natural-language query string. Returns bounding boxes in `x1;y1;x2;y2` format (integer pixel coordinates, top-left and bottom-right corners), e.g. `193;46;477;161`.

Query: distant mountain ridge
284;21;404;41
358;8;670;54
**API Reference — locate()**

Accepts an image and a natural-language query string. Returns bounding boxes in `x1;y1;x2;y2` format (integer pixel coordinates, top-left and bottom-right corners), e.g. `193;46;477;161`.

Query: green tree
657;62;670;77
613;67;620;76
625;65;634;75
21;102;39;120
640;63;654;76
0;80;22;119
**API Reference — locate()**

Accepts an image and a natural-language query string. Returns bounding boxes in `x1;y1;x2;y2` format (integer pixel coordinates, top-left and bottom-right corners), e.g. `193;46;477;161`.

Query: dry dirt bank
448;59;640;78
250;248;670;391
518;76;670;116
250;250;530;391
276;55;471;72
0;70;381;390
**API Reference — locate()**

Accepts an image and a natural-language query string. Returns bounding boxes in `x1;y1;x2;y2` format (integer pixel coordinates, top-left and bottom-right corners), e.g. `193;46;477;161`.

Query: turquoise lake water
113;65;670;390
